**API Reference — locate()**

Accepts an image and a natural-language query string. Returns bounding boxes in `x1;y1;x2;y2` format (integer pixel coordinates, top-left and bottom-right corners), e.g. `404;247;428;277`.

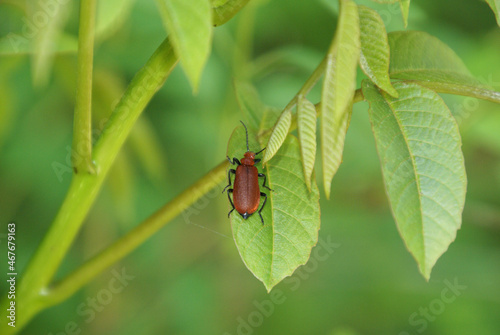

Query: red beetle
223;121;272;224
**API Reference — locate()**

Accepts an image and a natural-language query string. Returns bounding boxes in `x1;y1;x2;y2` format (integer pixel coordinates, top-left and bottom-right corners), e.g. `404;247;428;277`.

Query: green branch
285;56;327;114
0;38;178;335
0;0;253;332
259;56;327;138
259;57;365;140
43;161;227;308
72;0;97;174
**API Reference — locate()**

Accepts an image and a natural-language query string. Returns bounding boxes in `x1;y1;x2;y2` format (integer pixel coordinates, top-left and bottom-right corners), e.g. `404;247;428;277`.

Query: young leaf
321;0;360;199
260;106;283;132
212;0;252;26
0;33;77;56
233;81;265;131
262;110;292;164
388;31;500;103
388;31;473;84
358;5;398;97
363;80;467;280
297;96;317;191
399;0;410;27
156;0;212;91
485;0;500;26
227;126;320;292
29;1;70;86
96;0;134;40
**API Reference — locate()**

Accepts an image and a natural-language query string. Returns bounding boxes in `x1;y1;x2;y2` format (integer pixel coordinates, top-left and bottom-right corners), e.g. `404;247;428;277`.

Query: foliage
227;125;320;292
252;0;499;289
0;0;499;334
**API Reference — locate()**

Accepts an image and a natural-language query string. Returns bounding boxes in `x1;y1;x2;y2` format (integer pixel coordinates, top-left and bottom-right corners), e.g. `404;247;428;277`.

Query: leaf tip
385;85;399;98
419;264;432;282
305;178;312;192
262;154;270;166
189;77;201;94
324;181;331;200
184;55;210;94
264;283;274;293
399;0;410;28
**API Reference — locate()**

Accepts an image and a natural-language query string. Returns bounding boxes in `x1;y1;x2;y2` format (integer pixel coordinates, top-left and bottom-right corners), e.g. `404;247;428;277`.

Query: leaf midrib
266;152;276;288
390;68;475;77
384;90;426;270
265;150;317;288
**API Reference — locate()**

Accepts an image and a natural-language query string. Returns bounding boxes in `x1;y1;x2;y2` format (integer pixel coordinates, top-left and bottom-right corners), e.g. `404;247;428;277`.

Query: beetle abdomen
233;165;260;216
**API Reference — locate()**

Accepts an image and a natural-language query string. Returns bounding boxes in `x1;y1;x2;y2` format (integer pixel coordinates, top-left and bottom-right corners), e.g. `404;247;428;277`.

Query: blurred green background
1;0;500;334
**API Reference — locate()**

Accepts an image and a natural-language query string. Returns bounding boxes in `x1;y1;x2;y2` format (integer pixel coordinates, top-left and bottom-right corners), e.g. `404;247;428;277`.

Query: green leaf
321;0;360;199
260;106;283;132
362;80;467;279
211;0;251;26
388;31;473;84
485;0;500;26
297;96;318;191
399;0;410;27
156;0;212;91
358;5;398;97
96;0;135;40
233;80;265;131
262;110;292;164
0;32;77;56
233;80;283;135
227;125;320;292
388;31;500;103
25;1;71;86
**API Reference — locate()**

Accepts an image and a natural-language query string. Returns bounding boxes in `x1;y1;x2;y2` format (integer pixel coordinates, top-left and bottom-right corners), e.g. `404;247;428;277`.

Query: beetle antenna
255;147;266;155
240;120;250;152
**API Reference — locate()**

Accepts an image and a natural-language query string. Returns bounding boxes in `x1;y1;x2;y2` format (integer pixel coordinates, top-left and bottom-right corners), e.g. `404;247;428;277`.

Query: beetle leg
222;169;236;193
226;156;241;165
227;189;235;218
258;192;268;225
258;173;273;191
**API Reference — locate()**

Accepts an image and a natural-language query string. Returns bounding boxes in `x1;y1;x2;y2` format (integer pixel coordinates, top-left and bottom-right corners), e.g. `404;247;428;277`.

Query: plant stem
312;89;364;115
0;38;178;335
43;161;228;308
259;56;327;138
72;0;97;174
0;0;254;330
284;55;327;113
